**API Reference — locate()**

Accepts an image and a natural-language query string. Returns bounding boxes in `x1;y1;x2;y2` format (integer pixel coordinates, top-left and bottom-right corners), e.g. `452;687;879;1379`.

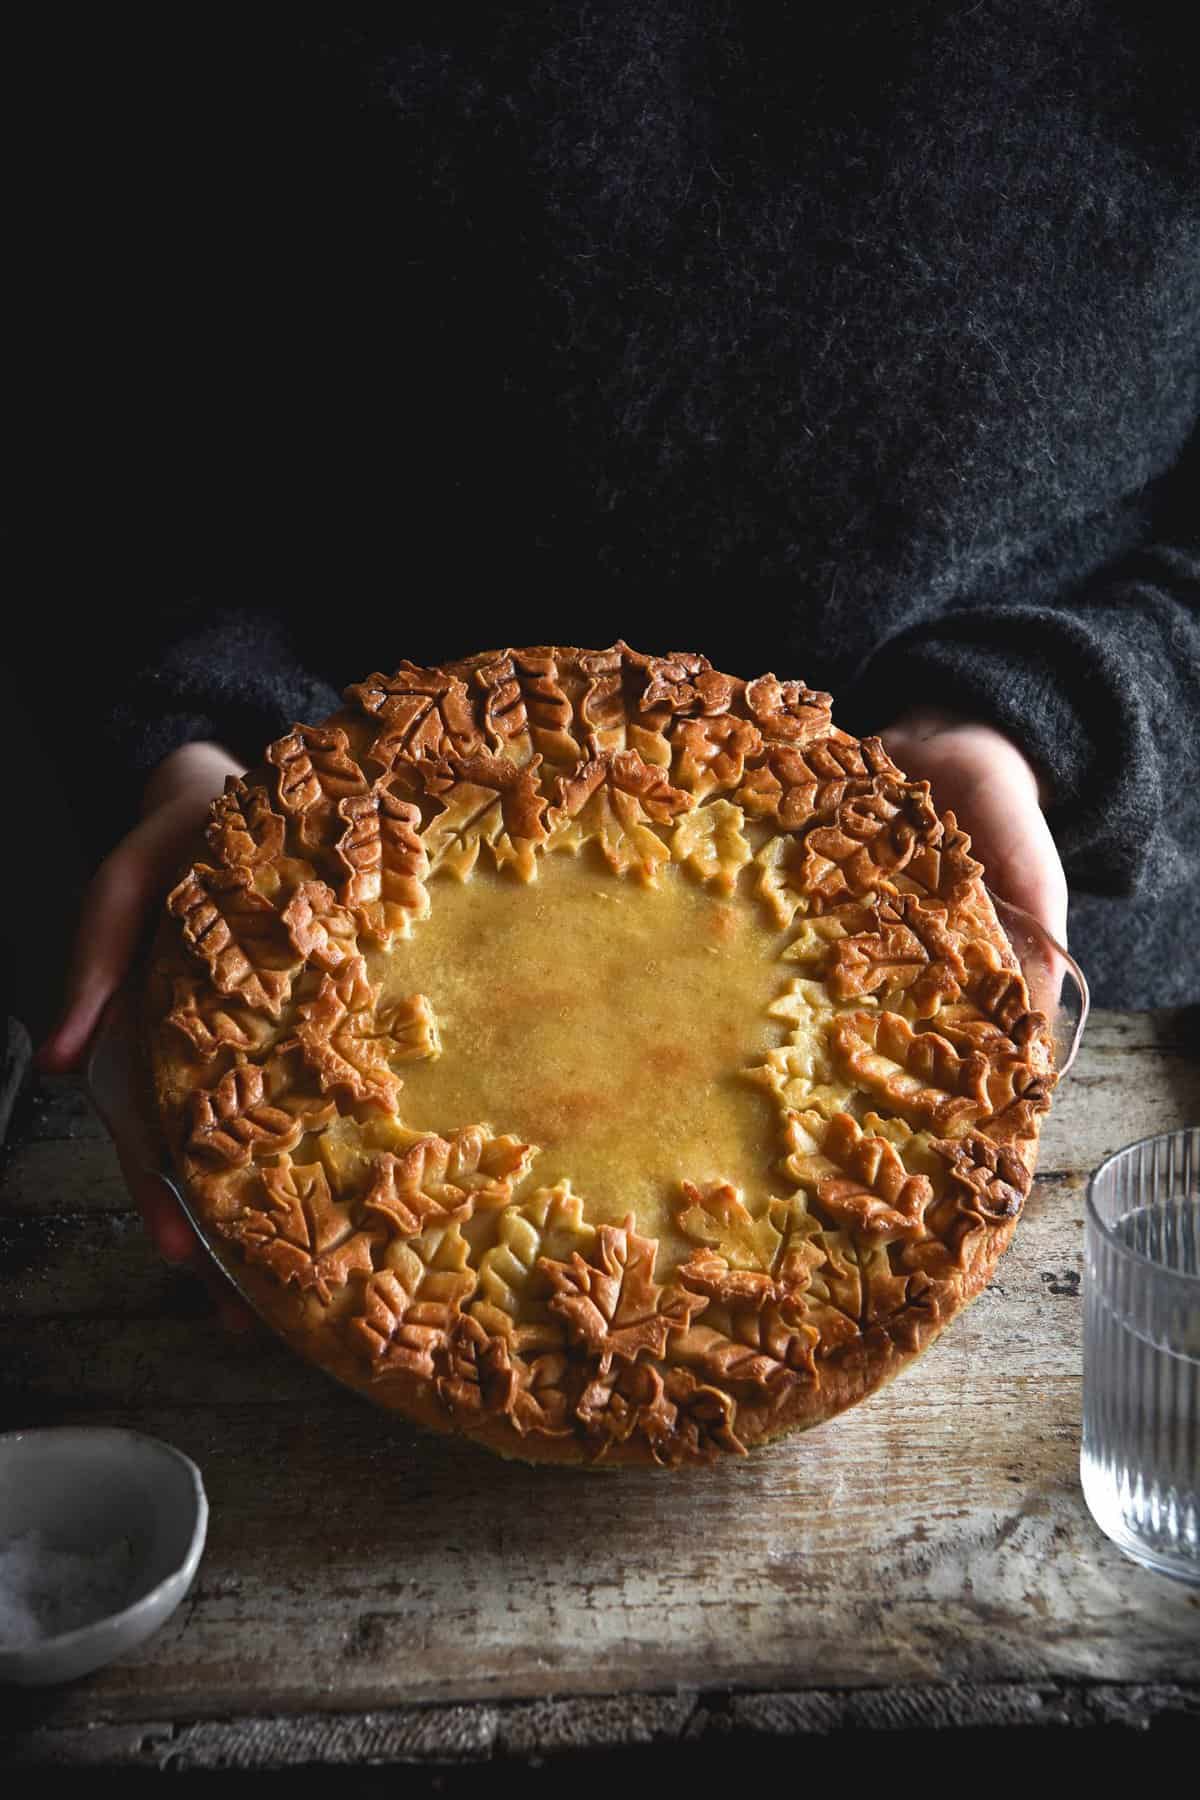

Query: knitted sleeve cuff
93;607;343;843
841;595;1194;898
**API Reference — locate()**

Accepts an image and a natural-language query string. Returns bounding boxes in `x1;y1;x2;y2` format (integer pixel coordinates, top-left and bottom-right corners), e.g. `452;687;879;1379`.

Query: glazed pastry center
373;853;791;1234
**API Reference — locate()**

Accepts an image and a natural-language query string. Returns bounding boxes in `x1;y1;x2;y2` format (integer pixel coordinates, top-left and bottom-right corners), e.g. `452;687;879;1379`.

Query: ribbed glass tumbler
1082;1127;1200;1583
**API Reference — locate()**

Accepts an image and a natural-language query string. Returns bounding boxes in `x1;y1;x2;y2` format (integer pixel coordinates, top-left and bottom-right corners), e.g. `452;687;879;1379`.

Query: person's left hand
37;740;255;1332
880;707;1068;950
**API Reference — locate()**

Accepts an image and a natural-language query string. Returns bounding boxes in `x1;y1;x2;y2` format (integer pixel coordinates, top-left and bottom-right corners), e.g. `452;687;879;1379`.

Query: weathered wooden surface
2;1008;1199;1767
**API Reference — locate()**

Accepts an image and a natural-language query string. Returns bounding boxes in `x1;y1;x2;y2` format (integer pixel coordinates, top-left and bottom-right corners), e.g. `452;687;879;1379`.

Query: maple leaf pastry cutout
218;1156;381;1304
538;1217;707;1371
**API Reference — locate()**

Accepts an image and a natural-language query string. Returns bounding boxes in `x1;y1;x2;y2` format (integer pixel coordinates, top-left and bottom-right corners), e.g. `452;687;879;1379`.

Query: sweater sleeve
847;436;1200;902
81;603;341;854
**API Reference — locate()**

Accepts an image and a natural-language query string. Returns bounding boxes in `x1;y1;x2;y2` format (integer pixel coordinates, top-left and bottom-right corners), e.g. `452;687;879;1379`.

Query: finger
121;1153;257;1333
112;1144;197;1262
137;1170;203;1267
945;784;1071;1024
38;851;163;1071
977;805;1069;949
38;799;206;1071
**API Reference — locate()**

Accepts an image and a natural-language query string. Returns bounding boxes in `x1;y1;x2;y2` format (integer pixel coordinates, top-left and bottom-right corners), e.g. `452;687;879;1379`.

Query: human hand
880;706;1069;952
37;740;255;1330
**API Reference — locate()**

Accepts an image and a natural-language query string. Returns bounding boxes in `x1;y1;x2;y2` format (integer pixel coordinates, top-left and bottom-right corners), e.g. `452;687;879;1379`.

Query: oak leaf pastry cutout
671;715;763;800
361;1127;535;1240
184;1060;337;1170
167;864;301;1018
473;648;579;765
165;978;280;1062
145;642;1058;1466
267;724;369;849
206;779;287;869
333;788;431;944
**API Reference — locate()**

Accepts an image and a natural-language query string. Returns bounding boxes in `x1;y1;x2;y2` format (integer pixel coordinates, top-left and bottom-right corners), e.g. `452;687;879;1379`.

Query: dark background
5;13;1199;1027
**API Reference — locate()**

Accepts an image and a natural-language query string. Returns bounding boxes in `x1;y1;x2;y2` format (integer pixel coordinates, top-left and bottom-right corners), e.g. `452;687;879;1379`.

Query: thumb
38;802;202;1072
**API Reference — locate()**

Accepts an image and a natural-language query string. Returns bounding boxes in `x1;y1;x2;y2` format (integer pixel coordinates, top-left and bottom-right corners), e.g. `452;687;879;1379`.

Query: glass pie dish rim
83;886;1091;1316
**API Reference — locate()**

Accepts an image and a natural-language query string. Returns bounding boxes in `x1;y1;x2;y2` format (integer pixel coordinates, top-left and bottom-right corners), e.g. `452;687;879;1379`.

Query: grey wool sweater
28;4;1200;1005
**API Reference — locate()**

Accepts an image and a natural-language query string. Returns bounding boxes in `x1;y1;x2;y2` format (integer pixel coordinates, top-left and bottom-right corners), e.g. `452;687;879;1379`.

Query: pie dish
144;643;1057;1467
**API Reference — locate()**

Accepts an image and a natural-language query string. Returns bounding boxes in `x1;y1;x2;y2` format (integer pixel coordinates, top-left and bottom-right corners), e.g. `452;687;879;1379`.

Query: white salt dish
0;1427;207;1686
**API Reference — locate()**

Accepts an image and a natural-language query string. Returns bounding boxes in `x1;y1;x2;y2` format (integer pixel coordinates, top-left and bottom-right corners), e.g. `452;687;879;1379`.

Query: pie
144;643;1056;1467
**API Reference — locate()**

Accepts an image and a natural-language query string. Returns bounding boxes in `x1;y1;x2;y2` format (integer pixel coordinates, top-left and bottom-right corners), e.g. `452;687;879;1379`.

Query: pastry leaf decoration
657;1366;746;1463
640;652;740;720
168;864;299;1018
348;1270;460;1381
267;724;369;849
577;644;635;745
346;1224;476;1375
744;673;832;744
672;1204;826;1387
671;797;752;892
474;649;579;764
932;1129;1032;1223
186;1060;336;1168
362;1128;535;1239
893;1131;1035;1282
435;1315;575;1437
754;833;815;928
674;1180;783;1271
736;733;899;831
165;977;279;1061
346;662;483;763
905;811;985;910
969;963;1047;1049
670;714;763;799
562;746;695;825
421;752;550;880
538;1217;706;1371
285;956;437;1111
671;1307;817;1394
673;1247;789;1310
573;642;673;758
798;780;948;910
547;748;692;881
472;1184;595;1345
782;1109;935;1239
576;1360;746;1464
434;1313;516;1422
983;1062;1054;1141
829;1009;991;1135
206;779;287;868
281;880;359;973
825;895;967;1016
334;788;431;943
219;1156;380;1304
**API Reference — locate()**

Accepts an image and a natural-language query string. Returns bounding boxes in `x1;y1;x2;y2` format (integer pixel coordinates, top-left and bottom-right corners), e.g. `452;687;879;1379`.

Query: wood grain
2;1007;1198;1762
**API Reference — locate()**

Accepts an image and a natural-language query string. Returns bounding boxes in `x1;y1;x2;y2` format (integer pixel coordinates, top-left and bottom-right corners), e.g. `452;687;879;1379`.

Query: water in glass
1081;1128;1200;1583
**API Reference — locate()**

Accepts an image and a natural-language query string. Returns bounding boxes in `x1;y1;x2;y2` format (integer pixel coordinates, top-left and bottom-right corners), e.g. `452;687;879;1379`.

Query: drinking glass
1082;1127;1200;1583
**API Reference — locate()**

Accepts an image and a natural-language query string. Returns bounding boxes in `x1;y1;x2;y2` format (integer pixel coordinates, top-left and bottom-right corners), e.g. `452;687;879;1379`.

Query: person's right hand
37;740;256;1331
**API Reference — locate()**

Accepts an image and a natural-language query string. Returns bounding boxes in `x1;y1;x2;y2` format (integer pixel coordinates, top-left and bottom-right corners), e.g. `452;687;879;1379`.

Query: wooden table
3;1009;1199;1774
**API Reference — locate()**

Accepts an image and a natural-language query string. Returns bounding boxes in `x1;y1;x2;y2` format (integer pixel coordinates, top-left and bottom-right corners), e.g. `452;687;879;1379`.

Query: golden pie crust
145;643;1056;1468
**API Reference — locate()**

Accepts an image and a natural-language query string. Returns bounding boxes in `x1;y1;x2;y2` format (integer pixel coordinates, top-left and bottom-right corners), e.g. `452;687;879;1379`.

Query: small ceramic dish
0;1427;207;1686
